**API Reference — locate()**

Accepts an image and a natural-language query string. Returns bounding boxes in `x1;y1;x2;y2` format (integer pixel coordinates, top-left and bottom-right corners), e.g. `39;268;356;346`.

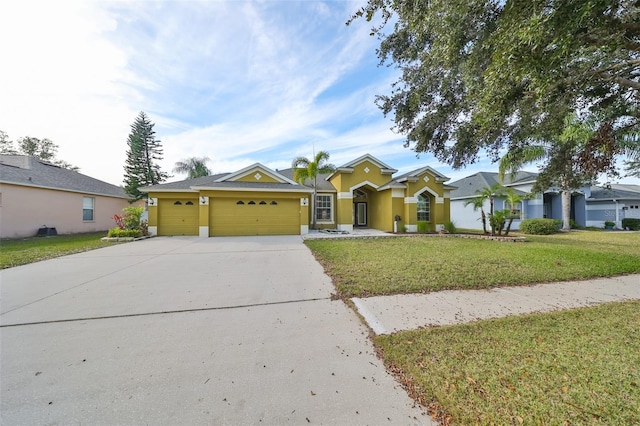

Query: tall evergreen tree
123;112;169;201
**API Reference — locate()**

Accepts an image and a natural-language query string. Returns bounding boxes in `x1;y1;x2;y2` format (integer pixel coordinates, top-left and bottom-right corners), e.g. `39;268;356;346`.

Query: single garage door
158;199;199;236
210;198;300;236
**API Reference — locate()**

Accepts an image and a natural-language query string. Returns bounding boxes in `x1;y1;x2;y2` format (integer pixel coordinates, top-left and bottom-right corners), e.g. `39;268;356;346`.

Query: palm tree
503;188;525;236
173;156;211;179
477;183;504;236
292;151;335;229
464;195;488;235
499;116;594;231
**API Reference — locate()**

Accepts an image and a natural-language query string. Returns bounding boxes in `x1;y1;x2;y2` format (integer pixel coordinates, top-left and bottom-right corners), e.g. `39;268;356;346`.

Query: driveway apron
1;236;431;425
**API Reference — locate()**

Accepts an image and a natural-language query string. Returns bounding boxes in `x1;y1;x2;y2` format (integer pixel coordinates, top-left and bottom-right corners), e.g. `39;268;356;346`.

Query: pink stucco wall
0;183;133;239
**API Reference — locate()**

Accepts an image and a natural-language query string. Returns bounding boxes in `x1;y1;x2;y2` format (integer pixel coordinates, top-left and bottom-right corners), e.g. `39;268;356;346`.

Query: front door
355;202;367;227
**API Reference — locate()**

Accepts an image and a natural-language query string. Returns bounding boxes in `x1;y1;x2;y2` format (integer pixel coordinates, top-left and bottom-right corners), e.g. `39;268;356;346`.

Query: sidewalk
352;274;640;335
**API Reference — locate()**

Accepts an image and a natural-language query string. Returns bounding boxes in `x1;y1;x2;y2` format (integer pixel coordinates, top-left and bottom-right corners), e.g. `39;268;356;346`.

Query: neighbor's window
316;194;333;221
417;194;430;222
507;201;522;219
83;197;94;221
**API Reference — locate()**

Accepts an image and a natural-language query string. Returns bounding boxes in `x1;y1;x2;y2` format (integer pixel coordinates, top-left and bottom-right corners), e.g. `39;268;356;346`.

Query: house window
316;194;333;222
507;201;522;219
417;194;430;222
83;197;94;221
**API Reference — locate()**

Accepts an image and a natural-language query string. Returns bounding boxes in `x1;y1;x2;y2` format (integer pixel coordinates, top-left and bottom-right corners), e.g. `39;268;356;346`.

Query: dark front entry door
354;202;367;227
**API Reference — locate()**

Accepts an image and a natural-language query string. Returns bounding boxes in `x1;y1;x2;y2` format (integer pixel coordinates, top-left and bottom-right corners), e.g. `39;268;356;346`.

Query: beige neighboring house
0;155;132;239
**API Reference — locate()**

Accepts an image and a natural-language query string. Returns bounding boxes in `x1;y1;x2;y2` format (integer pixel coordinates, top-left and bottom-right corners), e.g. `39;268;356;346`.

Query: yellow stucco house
142;154;454;236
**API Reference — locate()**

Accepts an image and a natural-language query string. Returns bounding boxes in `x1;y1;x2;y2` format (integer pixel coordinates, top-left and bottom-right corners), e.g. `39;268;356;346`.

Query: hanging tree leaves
349;0;640;172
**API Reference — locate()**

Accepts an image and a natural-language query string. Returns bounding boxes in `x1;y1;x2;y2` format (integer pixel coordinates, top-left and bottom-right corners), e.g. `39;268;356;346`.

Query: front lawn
0;232;118;269
376;301;640;425
305;231;640;297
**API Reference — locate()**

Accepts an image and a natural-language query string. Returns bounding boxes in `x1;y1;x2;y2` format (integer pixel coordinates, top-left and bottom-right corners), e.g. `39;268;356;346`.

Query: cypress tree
123;111;169;201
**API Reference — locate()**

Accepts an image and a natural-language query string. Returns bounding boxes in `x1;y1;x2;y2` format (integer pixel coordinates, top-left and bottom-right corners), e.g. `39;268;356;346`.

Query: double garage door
156;197;300;236
210;197;300;236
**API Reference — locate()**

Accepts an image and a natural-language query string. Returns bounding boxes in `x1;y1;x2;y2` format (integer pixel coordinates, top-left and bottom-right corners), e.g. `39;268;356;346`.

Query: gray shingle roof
277;168;336;191
449;171;538;199
142;173;230;191
588;185;640;200
0;155;128;198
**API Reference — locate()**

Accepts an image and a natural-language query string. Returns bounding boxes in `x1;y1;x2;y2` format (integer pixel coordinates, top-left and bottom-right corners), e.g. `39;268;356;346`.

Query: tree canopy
350;0;639;172
123;112;169;201
0;131;79;171
173;156;211;179
292;151;335;229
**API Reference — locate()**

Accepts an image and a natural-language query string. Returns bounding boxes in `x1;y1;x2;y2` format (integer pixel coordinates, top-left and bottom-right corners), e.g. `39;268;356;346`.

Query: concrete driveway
1;236;431;425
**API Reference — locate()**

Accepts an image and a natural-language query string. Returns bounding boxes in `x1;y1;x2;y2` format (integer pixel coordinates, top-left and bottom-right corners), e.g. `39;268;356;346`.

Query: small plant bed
1;232;120;269
305;231;640;297
375;301;640;425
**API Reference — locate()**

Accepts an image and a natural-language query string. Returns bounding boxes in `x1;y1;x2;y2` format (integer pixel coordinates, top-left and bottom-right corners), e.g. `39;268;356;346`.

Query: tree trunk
561;189;571;231
505;217;514;236
489;196;495;236
480;209;488;234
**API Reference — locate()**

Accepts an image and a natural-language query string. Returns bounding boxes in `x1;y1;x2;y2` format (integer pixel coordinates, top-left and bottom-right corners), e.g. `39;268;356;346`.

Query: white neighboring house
449;171;640;230
0;155;133;239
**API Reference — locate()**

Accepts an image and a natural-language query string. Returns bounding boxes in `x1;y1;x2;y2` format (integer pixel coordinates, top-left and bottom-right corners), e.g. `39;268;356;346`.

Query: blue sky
1;0;638;186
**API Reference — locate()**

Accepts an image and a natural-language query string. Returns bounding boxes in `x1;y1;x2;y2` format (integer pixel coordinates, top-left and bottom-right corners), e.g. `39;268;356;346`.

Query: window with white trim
417;194;430;222
83;197;94;221
315;194;333;222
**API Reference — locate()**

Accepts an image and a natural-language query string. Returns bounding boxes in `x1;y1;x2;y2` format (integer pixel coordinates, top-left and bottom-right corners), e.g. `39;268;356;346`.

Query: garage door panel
158;199;199;236
210;198;299;236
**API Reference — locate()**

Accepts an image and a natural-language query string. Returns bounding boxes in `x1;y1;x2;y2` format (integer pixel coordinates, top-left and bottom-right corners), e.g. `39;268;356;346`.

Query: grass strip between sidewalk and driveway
375;300;640;425
305;231;640;298
1;232;119;269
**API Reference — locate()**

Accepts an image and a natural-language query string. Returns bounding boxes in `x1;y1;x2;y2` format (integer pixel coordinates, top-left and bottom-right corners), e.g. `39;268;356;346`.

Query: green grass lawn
376;301;640;425
0;232;118;269
305;231;640;297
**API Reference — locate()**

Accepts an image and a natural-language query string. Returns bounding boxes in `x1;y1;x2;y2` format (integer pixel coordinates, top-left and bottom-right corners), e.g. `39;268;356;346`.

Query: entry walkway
352;274;640;335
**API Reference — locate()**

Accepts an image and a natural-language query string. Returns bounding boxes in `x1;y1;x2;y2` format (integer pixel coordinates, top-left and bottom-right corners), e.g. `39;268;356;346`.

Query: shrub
417;221;429;233
519;218;559;235
604;221;615;228
444;220;457;234
622;218;640;231
107;228;142;238
123;206;144;230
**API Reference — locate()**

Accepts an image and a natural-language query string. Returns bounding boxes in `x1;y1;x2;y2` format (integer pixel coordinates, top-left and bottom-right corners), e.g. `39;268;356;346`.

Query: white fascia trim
214;163;299;185
144;188;198;193
199;226;209;238
350;180;379;192
325;167;354;181
341;154;397;173
337;192;353;199
191;186;314;193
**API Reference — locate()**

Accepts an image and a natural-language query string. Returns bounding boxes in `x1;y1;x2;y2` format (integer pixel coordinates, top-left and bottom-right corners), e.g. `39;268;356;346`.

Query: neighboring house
142;154;454;236
0;155;132;239
450;171;640;230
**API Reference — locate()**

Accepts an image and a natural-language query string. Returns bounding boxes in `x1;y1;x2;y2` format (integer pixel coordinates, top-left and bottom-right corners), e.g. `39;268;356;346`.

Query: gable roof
449;171;538;199
326;153;397;180
392;165;450;183
141;167;312;194
214;163;298;185
0;155;128;199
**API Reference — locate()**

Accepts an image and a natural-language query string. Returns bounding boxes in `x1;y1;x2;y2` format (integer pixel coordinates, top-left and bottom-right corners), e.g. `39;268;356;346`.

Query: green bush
417;221;429;233
444;220;457;234
622;218;640;230
519;218;559;235
107;228;142;238
123;206;144;230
